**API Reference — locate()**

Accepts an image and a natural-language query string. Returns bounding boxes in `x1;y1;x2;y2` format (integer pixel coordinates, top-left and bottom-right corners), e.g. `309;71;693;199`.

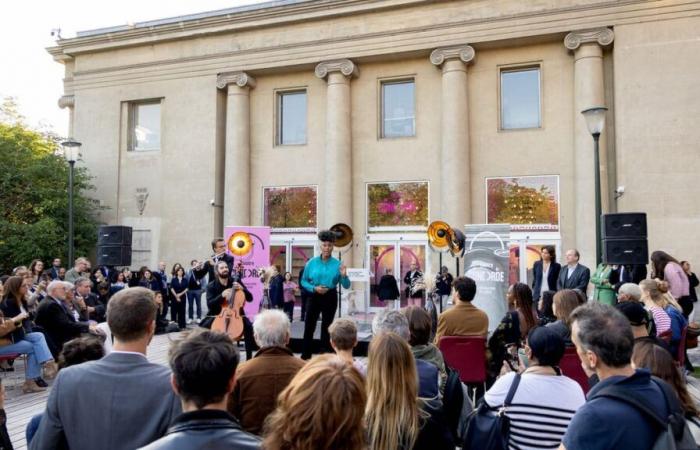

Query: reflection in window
500;68;541;129
367;181;428;229
129;102;161;151
486;175;559;231
277;91;307;145
263;186;317;230
381;80;415;138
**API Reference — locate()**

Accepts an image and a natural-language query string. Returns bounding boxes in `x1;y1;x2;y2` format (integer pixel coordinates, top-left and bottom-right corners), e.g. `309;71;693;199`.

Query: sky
0;0;268;137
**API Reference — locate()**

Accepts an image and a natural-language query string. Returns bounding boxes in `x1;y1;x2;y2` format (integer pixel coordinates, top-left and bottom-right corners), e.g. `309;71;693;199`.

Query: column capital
564;27;614;50
430;45;475;67
216;71;256;90
58;95;74;109
314;59;359;79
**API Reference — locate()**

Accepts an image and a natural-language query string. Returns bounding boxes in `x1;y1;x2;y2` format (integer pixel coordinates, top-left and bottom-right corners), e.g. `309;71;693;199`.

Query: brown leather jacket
0;312;18;347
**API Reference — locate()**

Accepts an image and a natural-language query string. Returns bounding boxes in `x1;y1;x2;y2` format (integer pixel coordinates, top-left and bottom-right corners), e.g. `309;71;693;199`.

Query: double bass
212;285;246;341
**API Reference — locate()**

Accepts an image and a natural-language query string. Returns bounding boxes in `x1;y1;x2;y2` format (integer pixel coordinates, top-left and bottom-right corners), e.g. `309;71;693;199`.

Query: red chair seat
559;346;590;394
438;336;487;384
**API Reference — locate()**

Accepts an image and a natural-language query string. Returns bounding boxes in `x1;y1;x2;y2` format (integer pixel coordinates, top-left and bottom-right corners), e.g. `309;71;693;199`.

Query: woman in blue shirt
300;230;350;359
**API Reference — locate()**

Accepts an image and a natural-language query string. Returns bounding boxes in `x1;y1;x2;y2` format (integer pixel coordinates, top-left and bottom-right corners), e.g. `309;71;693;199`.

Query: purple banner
223;226;271;320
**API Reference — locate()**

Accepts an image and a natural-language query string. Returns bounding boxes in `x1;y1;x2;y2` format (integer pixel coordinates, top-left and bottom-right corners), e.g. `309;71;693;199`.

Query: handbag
461;373;521;450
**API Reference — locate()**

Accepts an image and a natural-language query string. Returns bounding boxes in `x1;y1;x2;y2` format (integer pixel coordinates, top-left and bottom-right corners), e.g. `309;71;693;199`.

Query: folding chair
438;336;487;404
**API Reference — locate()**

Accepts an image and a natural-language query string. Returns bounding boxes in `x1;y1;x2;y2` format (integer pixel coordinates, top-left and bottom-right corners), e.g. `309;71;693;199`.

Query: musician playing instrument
204;261;256;360
404;262;424;307
193;238;234;281
300;230;350;360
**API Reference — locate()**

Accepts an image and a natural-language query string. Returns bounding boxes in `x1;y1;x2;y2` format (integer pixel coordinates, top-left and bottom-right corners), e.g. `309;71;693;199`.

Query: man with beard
204;261;256;360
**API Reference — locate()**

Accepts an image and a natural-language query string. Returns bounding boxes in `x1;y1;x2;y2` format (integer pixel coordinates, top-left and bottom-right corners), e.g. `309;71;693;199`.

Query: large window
500;67;541;130
381;80;415;138
128;101;161;151
486;175;559;231
263;185;317;231
367;181;429;230
277;90;307;145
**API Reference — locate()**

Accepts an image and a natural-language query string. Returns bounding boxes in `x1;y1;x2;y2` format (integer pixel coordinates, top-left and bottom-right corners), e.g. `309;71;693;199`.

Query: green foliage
0;97;102;273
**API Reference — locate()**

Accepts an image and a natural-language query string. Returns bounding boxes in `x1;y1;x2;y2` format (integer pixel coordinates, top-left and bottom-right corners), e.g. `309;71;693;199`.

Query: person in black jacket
186;260;203;324
377;268;400;310
435;266;453;311
74;277;106;322
193;238;234;282
609;264;648;292
532;245;561;301
268;266;284;310
140;330;260;450
682;261;699;304
203;262;256;360
170;267;188;330
35;281;98;359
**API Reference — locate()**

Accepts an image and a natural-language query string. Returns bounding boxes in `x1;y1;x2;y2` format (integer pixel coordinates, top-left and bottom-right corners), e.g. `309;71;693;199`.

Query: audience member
153;292;170;334
488;283;538;378
74;277;105;322
0;381;12;450
561;302;680;450
556;249;590;293
373;310;439;399
546;289;580;344
366;332;454;450
434;276;488;343
281;272;297;322
681;261;699;306
483;327;585;449
169;266;188;330
435;266;453;308
532;245;561;301
0;276;57;393
537;290;557;325
591;262;615;305
262;354;366;450
616;301;670;352
329;318;365;375
640;279;686;357
651;250;691;317
617;282;642;302
30;287;181;450
28;260;44;287
64;257;89;284
140;330;260;450
34;281;95;358
228;310;304;435
403;306;446;385
48;258;62;280
186;260;203;324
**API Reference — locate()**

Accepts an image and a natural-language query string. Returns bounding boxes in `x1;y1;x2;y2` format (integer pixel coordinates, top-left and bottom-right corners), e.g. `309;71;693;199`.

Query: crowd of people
0;237;698;450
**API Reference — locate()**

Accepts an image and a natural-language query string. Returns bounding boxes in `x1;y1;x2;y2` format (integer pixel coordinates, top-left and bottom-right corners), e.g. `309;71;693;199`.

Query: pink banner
223;226;271;319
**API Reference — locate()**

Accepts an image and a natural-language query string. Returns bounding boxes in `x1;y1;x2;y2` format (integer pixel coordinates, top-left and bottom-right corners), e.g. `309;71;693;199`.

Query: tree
0;97;102;273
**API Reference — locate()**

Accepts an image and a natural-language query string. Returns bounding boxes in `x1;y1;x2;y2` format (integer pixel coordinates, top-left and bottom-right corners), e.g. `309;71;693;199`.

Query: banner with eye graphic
224;226;271;320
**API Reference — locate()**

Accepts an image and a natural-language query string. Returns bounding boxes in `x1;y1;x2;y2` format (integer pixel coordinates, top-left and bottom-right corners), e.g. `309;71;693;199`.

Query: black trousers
171;296;187;329
301;289;338;359
201;314;256;360
283;301;294;322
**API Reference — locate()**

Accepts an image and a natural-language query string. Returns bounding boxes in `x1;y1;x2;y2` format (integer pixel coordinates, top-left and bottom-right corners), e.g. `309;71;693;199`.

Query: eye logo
228;232;253;256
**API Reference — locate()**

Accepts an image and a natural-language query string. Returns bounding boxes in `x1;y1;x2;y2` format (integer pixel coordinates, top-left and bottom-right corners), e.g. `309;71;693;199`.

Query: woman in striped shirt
484;326;585;449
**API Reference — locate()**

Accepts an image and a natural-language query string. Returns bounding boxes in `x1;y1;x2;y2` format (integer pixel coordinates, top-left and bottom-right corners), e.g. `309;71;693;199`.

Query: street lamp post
580;106;608;266
61;139;82;266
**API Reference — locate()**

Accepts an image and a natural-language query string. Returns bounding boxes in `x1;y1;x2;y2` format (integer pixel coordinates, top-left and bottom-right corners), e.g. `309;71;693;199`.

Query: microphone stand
337;250;342;318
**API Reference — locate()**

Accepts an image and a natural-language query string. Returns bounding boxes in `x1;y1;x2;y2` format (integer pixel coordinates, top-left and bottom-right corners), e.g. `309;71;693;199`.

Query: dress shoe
35;378;48;388
22;380;47;394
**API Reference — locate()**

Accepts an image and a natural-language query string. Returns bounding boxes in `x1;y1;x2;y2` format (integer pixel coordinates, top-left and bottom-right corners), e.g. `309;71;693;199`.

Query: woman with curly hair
262;354;366;450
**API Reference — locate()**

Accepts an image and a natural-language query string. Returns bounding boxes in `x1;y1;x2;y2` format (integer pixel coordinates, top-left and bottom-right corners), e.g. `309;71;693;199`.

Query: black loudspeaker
97;226;133;246
602;213;647;239
602;238;649;265
97;245;132;267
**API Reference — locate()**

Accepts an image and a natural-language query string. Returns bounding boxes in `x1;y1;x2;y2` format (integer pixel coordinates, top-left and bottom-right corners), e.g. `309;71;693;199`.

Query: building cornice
315;59;359;79
564;27;615;50
216;71;257;89
430;45;475;66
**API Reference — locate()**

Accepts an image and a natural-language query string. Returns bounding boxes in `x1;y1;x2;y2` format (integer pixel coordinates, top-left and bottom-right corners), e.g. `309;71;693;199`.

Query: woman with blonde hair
365;332;453;450
262;354;366;450
640;279;687;359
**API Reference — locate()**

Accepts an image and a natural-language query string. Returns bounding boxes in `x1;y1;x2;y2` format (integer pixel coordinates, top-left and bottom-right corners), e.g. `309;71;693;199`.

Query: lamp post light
580;106;608;266
61;139;82;266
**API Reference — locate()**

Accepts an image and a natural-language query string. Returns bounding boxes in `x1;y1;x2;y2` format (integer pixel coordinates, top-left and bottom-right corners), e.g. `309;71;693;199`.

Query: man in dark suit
48;258;62;280
99;265;118;283
556;249;591;293
30;287;182;450
35;281;96;358
204;261;255;360
193;238;234;281
610;264;648;292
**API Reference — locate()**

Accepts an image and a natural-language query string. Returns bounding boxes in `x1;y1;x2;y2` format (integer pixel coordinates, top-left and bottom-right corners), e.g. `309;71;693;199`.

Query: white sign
346;268;369;282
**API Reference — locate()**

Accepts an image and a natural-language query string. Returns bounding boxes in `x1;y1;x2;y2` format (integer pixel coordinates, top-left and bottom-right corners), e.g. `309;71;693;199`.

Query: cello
212;284;246;341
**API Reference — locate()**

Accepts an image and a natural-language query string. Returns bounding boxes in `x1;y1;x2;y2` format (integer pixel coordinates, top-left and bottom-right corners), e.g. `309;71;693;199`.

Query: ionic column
430;46;475;230
564;28;614;264
58;95;75;137
315;59;358;229
217;71;256;227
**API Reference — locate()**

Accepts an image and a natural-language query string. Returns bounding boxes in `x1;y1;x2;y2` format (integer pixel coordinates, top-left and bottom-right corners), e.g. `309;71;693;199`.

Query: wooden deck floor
3;331;193;450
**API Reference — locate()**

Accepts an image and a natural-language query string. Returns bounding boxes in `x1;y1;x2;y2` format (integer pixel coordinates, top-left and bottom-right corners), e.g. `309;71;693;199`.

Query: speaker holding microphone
601;213;648;265
97;226;133;266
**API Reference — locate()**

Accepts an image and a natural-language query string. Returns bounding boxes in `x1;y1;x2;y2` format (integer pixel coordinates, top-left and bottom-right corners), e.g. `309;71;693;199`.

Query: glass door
270;235;318;320
399;244;426;308
508;234;561;286
369;244;397;308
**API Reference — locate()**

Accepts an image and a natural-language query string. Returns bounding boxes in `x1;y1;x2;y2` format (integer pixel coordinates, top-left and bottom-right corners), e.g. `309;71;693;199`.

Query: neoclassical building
49;0;700;308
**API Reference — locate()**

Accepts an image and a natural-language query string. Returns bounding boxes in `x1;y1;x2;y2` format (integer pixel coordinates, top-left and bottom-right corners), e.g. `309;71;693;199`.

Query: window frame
498;64;543;131
127;99;163;152
275;88;308;147
379;77;417;139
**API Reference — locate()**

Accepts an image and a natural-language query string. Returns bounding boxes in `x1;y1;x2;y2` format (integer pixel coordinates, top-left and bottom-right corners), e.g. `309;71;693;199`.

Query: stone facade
48;0;700;281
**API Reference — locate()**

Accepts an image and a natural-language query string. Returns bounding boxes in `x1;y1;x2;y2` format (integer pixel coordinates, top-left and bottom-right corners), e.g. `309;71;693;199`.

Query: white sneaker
187;319;193;325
